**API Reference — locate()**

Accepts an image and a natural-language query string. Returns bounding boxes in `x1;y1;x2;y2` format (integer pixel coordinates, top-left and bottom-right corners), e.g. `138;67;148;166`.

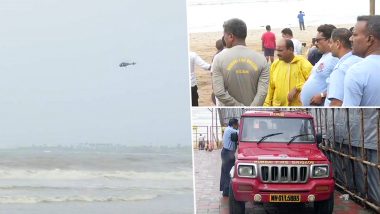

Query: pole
211;108;214;147
360;109;369;204
215;109;219;146
370;0;375;15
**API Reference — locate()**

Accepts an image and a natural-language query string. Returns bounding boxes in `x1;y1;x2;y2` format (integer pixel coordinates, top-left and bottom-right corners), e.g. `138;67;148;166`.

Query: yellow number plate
271;112;285;117
269;194;301;202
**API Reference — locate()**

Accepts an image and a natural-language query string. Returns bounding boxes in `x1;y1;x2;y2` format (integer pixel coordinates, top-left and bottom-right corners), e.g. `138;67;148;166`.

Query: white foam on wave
0;185;194;193
0;195;158;204
0;169;192;180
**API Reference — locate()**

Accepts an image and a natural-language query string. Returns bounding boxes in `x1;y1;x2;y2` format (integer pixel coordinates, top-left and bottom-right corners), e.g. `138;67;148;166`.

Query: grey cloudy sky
0;0;191;147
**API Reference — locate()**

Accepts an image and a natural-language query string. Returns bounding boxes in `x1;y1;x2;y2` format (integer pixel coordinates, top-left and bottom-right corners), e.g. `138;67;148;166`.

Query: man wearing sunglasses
343;15;380;106
300;24;339;106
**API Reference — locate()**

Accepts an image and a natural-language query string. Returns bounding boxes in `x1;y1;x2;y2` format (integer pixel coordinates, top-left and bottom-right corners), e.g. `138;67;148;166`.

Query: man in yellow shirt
264;39;313;106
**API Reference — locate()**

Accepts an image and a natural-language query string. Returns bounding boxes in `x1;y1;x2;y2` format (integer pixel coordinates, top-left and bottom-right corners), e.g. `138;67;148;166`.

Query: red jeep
229;110;334;214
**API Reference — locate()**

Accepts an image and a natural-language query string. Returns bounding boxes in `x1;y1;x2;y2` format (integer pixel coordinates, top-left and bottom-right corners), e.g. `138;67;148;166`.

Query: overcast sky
0;0;190;147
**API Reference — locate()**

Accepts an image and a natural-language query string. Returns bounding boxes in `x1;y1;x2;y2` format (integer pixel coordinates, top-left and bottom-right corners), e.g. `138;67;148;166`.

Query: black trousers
191;85;199;106
220;148;235;196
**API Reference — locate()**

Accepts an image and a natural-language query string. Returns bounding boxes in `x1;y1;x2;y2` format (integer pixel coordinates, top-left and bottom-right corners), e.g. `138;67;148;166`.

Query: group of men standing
210;16;380;106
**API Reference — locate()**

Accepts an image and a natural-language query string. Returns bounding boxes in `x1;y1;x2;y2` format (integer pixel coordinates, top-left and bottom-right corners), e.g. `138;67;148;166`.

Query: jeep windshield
241;117;315;143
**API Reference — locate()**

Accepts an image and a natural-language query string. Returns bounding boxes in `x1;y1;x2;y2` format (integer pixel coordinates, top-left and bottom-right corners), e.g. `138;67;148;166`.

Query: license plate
269;194;301;202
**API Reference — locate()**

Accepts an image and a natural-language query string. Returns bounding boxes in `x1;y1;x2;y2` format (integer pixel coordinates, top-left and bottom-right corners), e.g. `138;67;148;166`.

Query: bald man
264;39;312;106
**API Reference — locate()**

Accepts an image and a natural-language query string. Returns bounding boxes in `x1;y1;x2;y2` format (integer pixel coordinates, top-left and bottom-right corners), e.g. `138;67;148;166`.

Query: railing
192;125;224;149
310;108;380;213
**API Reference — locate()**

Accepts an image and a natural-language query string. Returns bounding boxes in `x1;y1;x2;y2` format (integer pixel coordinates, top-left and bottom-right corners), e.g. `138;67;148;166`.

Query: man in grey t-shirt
212;18;269;106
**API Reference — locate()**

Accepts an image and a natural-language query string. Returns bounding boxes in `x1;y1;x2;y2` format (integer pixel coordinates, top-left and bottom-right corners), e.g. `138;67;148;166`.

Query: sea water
0;146;193;214
188;0;378;33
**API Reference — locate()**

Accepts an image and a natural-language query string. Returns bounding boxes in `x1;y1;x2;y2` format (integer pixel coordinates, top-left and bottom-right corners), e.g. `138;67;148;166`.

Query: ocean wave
0;185;193;192
0;169;192;180
0;195;158;204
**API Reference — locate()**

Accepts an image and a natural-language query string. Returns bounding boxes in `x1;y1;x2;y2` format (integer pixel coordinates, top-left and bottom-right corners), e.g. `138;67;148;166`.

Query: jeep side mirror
316;133;322;145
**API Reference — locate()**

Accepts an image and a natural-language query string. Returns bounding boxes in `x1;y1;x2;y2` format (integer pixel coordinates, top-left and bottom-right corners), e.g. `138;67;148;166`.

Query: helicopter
119;61;136;67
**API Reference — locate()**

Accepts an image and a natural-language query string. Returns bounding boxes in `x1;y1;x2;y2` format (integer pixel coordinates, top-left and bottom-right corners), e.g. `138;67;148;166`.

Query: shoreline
188;22;357;34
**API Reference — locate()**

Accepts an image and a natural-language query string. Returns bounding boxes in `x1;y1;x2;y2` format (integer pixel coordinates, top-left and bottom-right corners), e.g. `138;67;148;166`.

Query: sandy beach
189;24;353;106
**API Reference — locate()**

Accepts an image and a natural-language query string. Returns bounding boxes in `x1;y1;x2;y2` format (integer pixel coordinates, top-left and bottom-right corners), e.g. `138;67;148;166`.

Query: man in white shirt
300;24;339;106
281;28;302;55
189;51;211;106
343;15;380;106
326;28;362;106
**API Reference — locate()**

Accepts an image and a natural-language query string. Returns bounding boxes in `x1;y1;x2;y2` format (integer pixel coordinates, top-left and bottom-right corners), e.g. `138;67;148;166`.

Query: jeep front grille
260;165;308;183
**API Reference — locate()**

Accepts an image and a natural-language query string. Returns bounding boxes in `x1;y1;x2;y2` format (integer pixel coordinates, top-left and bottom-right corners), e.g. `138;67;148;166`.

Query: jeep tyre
229;183;245;214
314;194;334;214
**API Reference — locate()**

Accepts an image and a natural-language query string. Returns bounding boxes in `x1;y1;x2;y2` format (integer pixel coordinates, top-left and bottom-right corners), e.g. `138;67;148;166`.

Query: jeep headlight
311;165;329;178
237;164;257;178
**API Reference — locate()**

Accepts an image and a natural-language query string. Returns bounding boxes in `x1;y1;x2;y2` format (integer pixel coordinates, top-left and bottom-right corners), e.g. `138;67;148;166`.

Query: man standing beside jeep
220;118;239;197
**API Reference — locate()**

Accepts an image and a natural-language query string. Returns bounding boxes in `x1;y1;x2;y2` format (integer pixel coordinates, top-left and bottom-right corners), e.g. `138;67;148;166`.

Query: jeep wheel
314;194;334;214
229;183;245;214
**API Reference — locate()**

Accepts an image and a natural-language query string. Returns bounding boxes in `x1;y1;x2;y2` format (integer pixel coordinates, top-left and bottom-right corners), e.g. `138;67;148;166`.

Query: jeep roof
242;110;313;119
